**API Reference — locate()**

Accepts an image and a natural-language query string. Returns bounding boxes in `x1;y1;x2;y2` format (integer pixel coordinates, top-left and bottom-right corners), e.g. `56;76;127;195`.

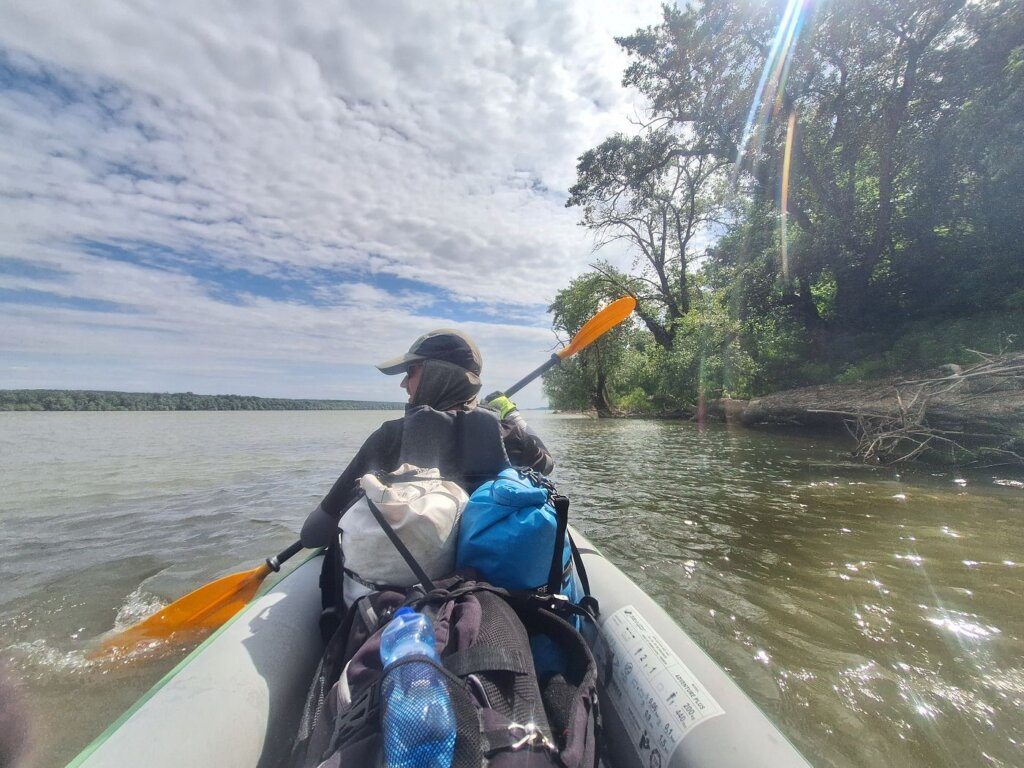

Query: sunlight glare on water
543;415;1024;768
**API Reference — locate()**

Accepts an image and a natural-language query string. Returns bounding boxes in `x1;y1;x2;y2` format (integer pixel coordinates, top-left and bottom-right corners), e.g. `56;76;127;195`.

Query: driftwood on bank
739;352;1024;466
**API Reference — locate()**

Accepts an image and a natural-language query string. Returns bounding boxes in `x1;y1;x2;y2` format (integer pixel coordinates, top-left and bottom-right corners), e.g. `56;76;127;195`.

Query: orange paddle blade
557;296;636;359
94;562;272;657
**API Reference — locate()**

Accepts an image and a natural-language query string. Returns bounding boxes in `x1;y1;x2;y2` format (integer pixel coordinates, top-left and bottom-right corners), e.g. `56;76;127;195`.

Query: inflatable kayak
68;531;811;768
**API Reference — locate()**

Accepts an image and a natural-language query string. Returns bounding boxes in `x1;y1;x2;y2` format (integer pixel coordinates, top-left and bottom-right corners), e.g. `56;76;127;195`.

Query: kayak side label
595;605;724;766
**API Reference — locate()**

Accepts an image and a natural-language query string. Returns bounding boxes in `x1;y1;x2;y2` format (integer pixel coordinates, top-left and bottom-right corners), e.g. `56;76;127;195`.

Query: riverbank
568;353;1024;467
742;354;1024;465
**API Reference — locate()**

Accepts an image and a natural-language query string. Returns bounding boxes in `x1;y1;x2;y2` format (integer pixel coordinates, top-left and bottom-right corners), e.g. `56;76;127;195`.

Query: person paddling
300;329;553;550
95;299;633;657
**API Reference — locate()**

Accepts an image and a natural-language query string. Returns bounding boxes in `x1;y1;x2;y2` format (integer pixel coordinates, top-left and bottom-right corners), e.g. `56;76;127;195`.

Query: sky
0;0;663;407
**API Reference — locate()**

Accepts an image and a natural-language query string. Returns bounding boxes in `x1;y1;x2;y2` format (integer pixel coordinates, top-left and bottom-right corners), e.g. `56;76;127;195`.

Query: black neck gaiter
409;359;481;412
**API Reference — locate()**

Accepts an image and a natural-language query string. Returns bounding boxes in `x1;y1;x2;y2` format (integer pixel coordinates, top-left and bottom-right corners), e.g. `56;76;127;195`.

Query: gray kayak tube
574;529;812;768
69;553;326;768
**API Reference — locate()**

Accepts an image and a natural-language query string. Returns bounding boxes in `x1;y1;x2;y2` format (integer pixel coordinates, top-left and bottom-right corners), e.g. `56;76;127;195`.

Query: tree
552;0;1024;415
613;0;980;330
895;0;1024;317
567;133;731;349
543;274;632;414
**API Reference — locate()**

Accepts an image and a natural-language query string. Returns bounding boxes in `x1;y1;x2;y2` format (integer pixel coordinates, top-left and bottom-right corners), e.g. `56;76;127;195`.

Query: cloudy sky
0;0;663;407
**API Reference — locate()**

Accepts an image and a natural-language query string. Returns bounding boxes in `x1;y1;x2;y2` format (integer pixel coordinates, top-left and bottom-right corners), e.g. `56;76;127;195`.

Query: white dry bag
340;464;467;605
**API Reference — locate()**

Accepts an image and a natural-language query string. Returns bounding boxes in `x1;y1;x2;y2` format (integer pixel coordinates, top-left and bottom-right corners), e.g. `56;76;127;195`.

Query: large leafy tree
607;0;990;329
896;0;1024;316
567;133;730;349
553;0;1023;412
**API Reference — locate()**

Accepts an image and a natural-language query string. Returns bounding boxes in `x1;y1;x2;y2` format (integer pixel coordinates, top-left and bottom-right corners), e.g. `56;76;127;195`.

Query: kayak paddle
94;296;635;656
504;295;636;397
91;541;301;657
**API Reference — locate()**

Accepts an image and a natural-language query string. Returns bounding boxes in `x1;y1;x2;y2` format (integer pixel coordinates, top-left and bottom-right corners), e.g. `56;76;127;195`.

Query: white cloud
0;0;660;405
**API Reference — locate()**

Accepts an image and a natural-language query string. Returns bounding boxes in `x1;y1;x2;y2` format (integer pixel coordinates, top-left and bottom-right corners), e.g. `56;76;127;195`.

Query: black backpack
289;577;599;768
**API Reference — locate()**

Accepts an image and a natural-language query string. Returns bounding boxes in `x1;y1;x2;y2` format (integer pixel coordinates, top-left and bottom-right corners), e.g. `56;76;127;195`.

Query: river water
1;411;1021;767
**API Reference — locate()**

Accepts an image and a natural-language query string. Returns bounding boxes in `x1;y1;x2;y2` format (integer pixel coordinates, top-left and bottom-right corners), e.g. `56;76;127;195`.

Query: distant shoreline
0;389;405;412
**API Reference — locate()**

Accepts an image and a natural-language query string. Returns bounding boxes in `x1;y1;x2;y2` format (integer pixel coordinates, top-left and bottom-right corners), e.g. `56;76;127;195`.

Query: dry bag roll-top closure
456;467;585;604
340;465;468;604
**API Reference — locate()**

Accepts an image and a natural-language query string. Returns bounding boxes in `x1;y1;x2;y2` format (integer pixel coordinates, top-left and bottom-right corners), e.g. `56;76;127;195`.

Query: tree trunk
781;277;828;355
833;262;876;329
592;368;615;417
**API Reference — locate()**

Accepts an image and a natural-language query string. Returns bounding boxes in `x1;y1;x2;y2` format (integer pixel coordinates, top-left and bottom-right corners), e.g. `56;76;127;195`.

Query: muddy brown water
1;411;1021;767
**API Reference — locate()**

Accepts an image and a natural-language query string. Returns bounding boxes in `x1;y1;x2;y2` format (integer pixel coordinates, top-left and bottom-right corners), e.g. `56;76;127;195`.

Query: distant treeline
0;390;405;412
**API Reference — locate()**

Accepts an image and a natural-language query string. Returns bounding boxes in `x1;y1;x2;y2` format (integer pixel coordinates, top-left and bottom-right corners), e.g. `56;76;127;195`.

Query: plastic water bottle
379;607;456;768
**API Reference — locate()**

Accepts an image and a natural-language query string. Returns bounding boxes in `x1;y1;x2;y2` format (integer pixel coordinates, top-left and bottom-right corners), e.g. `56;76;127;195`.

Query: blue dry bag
456;468;582;603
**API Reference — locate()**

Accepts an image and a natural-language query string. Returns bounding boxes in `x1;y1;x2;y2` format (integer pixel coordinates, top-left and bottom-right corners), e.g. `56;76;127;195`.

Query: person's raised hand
484;391;518;420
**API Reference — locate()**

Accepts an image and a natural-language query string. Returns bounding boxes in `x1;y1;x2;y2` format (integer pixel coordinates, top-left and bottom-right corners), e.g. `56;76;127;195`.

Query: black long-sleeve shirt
318;408;553;518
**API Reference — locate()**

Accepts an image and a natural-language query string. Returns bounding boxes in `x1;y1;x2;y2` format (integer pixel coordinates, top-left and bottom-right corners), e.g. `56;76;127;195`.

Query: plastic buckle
546;593;570;612
507;722;556;752
521;467;556;493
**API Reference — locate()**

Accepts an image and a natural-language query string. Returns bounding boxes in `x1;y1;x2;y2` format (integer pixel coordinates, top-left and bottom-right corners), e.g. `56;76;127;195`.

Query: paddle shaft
266;539;304;571
503;296;635;399
503;354;560;398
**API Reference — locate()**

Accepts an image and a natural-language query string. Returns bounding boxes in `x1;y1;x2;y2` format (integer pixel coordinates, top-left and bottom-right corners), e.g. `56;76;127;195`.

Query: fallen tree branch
818;352;1024;467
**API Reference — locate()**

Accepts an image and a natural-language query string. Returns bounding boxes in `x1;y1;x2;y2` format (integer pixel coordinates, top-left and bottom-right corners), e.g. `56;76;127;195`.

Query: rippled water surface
1;411;1022;767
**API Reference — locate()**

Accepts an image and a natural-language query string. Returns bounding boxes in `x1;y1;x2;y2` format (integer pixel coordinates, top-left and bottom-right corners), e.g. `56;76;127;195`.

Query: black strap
443;646;532;677
326;679;380;755
567;533;589;596
363;495;437;592
317;538;348;642
438;581;595;624
342;567;416;596
518;471;601;619
409;581;511;611
546;495;570;595
356;592;379;631
566;532;600;618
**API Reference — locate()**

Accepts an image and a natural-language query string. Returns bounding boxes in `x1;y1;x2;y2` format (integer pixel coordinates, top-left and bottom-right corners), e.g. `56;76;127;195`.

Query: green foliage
739;309;816;391
0;390;405;412
550;0;1023;410
809;273;837;324
542;359;594;412
543;273;633;413
886;315;1023;370
834;360;892;385
672;283;759;399
1005;291;1024;312
616;388;653;413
